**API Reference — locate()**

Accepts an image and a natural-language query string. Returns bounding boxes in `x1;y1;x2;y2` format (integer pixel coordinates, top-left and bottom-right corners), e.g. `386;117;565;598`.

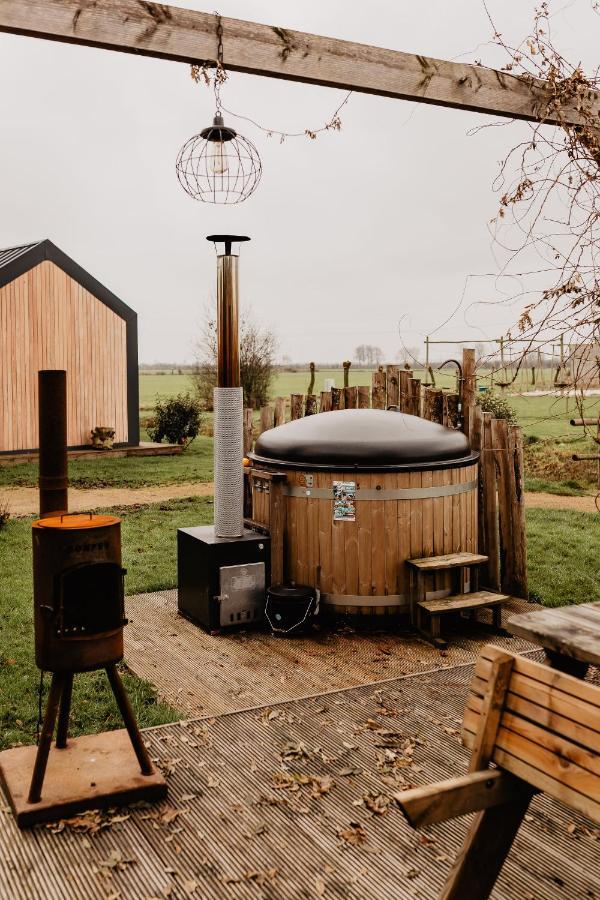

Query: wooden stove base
0;728;167;828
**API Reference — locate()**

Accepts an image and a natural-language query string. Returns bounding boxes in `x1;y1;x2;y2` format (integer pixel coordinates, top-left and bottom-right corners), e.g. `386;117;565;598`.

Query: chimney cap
207;235;251;256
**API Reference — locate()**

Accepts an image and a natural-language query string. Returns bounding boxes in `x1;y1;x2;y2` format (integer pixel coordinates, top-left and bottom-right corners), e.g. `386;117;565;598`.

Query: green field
140;370;600;440
139;368;459;410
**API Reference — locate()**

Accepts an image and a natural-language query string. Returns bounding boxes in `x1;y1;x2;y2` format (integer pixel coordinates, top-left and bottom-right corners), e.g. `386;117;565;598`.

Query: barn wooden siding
0;260;128;452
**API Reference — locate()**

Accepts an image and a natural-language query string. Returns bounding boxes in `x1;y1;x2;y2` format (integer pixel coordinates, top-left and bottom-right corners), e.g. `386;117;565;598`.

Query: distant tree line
354;344;384;366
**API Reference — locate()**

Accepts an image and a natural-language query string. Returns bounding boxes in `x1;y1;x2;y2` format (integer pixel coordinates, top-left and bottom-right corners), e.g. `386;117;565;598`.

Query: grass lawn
1;497;597;750
0;434;214;490
526;508;600;606
0;496;214;750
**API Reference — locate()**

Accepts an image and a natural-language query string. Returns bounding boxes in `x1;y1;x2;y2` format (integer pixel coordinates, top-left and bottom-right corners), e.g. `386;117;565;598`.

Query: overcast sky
0;1;597;364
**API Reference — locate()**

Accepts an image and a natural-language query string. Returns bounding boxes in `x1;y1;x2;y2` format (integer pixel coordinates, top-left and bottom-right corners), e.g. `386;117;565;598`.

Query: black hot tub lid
250;408;476;471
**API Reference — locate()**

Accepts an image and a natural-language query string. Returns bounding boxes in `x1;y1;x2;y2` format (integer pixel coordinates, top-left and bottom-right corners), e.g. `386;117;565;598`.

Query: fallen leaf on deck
280;741;310;761
315;875;326;896
362;792;392;816
98;848;136;871
311;775;334;796
337;822;367;847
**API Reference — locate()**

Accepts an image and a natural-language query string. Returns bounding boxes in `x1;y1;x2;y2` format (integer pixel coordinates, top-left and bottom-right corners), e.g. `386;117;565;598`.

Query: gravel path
1;481;597;517
1;482;214;517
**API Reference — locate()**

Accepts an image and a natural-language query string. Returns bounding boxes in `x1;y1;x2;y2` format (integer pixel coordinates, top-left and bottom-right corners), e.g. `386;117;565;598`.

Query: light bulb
210;141;229;175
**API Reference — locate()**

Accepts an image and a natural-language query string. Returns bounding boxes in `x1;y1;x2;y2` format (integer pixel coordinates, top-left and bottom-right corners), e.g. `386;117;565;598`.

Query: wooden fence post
357;386;370;408
399;370;412;412
482;413;500;590
372;368;386;409
331;387;344;410
444;392;460;428
343;360;351;387
462;348;476;439
260;405;274;435
274;396;286;427
344;385;358;408
290;394;304;420
508;425;528;599
243;408;254;454
305;394;317;416
491;418;513;595
386;365;399;408
409;378;421;417
424;388;443;423
320;391;332;412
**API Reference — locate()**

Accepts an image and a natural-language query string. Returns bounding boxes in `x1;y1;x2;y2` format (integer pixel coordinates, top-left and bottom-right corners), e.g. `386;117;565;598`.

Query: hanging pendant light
176;15;262;204
176;109;262;205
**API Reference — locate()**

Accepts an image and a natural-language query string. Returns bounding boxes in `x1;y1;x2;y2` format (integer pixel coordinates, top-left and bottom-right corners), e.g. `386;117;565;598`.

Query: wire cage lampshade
176;113;262;205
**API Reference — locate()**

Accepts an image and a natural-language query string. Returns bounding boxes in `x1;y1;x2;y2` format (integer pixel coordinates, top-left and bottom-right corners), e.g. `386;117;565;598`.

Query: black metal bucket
265;584;318;635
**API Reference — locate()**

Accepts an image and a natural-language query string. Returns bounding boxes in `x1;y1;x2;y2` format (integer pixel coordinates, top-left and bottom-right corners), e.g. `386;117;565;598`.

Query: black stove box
177;525;270;631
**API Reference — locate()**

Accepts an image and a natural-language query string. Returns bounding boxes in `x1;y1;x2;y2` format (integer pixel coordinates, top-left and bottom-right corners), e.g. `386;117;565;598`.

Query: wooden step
419;590;510;615
407;552;489;572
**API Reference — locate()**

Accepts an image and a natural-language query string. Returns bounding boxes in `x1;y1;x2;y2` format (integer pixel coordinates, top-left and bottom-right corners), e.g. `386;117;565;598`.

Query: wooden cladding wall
0;261;128;452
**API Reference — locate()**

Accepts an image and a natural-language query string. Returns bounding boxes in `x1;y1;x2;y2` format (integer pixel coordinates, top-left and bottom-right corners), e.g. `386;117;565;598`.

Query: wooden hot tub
250;409;479;616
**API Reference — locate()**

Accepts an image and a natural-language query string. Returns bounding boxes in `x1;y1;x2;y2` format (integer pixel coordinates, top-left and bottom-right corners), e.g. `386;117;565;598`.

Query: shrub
476;390;518;424
148;393;202;448
0;500;10;530
192;309;277;410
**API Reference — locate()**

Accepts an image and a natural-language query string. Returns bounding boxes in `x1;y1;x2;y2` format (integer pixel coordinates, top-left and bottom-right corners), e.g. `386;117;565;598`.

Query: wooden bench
395;645;600;899
407;553;509;646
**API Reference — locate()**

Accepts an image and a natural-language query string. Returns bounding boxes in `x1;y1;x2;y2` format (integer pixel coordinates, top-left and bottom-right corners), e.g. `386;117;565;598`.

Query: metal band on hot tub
319;587;461;608
281;479;478;500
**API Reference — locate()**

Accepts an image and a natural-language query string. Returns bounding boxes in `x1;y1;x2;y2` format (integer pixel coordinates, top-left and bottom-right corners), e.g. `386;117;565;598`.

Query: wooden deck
1;658;597;899
125;589;541;718
0;442;182;465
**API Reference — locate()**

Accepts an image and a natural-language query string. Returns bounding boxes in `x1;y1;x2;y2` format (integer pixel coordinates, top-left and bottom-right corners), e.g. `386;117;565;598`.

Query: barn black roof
0;238;136;322
251;408;476;471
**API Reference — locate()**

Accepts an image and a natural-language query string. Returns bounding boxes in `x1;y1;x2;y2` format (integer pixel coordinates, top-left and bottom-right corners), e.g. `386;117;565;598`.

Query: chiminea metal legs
27;665;153;804
28;672;66;803
105;664;154;776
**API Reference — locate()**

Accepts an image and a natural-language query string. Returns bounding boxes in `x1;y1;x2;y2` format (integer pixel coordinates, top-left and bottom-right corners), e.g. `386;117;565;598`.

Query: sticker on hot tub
333;481;356;521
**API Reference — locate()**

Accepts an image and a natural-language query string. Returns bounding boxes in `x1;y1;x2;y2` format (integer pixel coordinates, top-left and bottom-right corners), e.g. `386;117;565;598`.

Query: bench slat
463;724;600;823
463;705;600;779
470;670;600;735
478;645;600;709
467;684;600;755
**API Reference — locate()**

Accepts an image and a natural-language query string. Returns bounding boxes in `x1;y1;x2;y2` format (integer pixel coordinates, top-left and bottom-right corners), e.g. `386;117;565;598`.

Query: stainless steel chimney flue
207;235;250;538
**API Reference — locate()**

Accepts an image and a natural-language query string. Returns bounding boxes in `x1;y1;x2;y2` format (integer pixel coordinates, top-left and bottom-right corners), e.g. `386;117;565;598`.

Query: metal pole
207;236;249;539
216;253;241;388
38;370;68;518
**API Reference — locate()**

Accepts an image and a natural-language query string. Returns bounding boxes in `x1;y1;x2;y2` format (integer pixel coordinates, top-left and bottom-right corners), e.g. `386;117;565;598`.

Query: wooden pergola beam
0;0;598;128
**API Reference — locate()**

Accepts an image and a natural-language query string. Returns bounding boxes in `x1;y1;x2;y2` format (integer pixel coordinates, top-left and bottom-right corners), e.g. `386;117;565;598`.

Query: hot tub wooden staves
250;410;478;616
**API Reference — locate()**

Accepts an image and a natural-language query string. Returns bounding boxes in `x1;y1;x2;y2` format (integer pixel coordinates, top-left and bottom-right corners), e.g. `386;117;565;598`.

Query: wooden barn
0;240;139;454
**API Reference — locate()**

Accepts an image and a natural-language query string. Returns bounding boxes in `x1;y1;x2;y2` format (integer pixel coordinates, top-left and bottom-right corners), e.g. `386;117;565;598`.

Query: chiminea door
56;562;126;638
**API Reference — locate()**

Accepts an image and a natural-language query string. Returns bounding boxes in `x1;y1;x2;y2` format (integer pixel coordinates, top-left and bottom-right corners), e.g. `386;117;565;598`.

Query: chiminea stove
0;370;166;828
